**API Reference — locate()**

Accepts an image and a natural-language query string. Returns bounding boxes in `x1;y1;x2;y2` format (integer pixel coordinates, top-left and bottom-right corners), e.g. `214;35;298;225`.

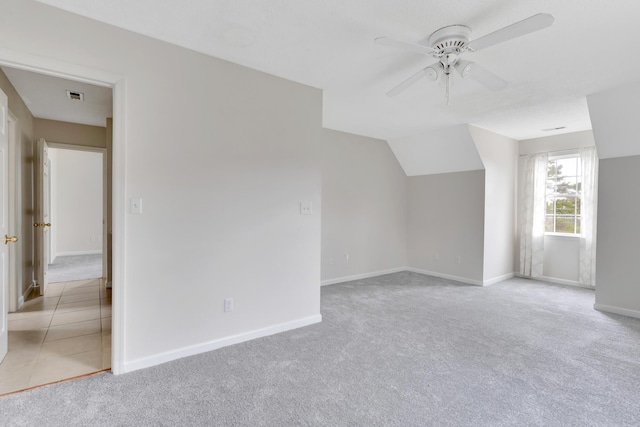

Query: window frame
545;151;582;237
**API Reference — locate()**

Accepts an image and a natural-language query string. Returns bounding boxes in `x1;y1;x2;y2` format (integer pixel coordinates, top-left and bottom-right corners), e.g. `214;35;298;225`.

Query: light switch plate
130;197;142;215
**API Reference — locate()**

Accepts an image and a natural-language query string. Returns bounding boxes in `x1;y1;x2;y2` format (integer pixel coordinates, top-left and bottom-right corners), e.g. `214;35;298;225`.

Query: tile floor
0;278;111;395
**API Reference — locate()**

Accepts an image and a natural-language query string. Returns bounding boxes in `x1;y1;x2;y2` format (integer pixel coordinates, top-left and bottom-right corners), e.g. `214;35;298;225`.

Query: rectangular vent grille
66;90;84;101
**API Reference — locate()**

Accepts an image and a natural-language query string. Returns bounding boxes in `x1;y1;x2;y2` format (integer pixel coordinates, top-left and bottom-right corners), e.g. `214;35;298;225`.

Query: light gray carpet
47;254;103;283
2;272;639;426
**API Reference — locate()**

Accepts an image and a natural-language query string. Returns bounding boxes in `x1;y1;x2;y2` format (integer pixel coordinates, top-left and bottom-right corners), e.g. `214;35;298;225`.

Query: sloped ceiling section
387;124;482;176
587;82;640;160
34;0;639;141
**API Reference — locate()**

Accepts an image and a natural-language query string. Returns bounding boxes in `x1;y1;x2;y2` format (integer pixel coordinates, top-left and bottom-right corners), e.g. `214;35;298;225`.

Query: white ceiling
32;0;640;140
1;66;112;127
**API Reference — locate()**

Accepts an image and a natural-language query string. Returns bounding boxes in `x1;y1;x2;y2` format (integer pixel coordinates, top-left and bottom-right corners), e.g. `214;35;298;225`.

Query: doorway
47;147;105;284
0;65;115;394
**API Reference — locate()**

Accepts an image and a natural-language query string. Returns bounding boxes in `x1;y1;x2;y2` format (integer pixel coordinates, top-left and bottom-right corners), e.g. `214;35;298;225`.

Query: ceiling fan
375;13;554;103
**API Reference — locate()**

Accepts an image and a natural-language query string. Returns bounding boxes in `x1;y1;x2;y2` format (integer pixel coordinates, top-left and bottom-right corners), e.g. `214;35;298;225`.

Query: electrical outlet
344;253;349;263
224;298;234;312
456;255;462;264
300;202;312;215
433;254;439;261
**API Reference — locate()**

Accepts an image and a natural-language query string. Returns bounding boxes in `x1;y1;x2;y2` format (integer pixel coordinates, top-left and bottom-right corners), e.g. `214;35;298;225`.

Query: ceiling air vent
542;126;566;132
66;90;84;101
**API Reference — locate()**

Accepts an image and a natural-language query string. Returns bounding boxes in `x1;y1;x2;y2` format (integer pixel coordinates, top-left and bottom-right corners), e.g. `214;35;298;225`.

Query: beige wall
321;129;407;283
0;0;323;370
0;67;35;297
595;155;640;315
407;170;485;284
50;148;103;256
469;126;518;283
34;118;106;148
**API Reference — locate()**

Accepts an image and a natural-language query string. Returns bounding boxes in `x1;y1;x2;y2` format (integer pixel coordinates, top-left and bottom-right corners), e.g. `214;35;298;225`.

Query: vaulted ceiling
31;0;640;140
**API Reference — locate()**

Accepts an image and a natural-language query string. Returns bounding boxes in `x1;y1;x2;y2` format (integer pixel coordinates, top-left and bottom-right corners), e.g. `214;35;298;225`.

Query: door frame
46;143;108;282
0;47;126;374
7;110;21;313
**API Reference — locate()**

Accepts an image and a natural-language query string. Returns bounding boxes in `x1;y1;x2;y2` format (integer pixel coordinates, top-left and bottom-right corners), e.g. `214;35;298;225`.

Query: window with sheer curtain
519;147;598;287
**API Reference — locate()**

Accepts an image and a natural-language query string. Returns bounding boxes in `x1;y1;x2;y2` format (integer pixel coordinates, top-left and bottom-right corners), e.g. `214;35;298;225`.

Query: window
545;154;581;234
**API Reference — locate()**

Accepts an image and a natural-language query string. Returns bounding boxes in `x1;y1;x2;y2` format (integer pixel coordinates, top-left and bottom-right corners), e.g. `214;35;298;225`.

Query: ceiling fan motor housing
427;25;471;54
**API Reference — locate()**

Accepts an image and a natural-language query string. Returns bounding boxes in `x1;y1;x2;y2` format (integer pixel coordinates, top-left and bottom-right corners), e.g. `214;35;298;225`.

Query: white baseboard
405;267;483;286
537;275;594;290
57;250;103;256
19;281;36;308
321;267;407;286
122;314;322;373
483;272;514;286
594;303;640;320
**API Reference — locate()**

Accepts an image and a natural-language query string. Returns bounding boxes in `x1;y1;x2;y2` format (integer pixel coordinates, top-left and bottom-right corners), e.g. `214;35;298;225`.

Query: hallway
0;278;111;395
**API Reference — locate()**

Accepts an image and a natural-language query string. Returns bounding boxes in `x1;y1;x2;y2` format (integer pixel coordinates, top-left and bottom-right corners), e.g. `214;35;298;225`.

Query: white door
0;88;10;362
35;139;51;296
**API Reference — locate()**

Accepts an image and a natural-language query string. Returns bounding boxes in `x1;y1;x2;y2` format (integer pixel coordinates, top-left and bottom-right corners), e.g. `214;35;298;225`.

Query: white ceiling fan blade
386;64;440;97
467;13;554;51
375;37;436;56
469;64;507;90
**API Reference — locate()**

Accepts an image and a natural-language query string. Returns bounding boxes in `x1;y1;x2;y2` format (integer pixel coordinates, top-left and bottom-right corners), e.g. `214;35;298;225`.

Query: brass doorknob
4;235;18;244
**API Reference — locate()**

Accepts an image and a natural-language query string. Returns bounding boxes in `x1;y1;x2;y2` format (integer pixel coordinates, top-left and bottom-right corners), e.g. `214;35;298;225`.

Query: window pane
555;197;578;214
546;179;555;192
576;217;581;234
576;198;581;215
556;158;577;177
555;216;576;234
547;160;558;178
545;216;554;232
556;177;578;195
546;198;555;214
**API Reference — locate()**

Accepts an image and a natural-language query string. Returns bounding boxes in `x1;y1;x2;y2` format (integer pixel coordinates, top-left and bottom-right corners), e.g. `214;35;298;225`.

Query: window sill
544;233;580;239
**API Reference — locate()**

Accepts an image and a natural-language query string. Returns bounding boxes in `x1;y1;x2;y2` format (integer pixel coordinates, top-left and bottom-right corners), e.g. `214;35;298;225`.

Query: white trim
7;109;21;313
321;267;407;286
122;314;322;373
406;267;483;286
46;141;106;153
538;275;593;289
56;250;103;256
0;47;120;88
483;272;514;286
0;48;127;375
111;79;126;375
19;280;36;309
594;303;640;320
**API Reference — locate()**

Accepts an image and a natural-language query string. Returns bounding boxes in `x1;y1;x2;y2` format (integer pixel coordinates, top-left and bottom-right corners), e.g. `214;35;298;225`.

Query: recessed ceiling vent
542;126;566;132
66;90;84;101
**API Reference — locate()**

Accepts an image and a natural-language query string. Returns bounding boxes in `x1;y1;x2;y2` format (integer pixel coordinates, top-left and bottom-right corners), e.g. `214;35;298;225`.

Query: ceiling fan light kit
376;13;554;104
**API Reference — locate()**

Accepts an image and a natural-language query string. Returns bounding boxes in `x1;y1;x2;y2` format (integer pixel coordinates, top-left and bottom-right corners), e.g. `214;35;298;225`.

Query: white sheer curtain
579;147;599;287
519;153;548;277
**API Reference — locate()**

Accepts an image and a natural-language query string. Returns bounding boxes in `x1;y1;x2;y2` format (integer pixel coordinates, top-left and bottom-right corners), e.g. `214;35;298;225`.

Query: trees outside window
546;155;581;234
